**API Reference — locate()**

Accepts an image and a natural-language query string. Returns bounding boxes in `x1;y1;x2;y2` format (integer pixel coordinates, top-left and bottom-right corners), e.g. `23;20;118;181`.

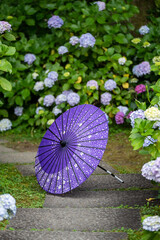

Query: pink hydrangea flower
115;112;125;124
135;84;146;94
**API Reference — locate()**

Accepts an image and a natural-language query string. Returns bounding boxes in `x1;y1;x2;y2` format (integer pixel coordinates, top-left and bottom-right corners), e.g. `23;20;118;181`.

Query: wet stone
7;208;141;231
0;152;36;163
16;165;35;176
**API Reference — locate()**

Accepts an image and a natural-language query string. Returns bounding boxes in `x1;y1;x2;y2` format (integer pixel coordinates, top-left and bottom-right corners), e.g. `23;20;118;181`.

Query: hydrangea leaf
4;46;16;56
0;77;12;91
0;59;12;73
3;33;16;41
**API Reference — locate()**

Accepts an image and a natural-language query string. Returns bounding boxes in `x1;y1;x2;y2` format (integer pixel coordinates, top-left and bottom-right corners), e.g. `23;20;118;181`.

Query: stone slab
78;174;153;190
0;152;36;163
7;208;141;230
0;144;17;153
44;190;158;208
0;230;128;240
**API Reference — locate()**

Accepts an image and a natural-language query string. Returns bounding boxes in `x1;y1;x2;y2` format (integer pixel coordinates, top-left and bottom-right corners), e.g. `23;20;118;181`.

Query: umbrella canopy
35;104;109;194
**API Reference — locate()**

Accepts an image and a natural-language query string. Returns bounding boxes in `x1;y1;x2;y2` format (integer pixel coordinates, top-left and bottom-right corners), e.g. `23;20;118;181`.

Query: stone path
0;143;157;240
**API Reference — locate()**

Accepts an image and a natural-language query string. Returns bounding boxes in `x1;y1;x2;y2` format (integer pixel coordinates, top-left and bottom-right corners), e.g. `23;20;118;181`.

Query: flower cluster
14;106;23;116
58;46;68;55
47;119;55;125
0;21;12;34
47;15;64;29
144;107;160;121
87;80;98;90
32;72;39;79
0;119;12;132
130;109;145;127
24;53;36;65
0;194;16;221
118;57;126;65
69;36;79;46
132;61;150;77
139;25;150;35
142;216;160;232
52;106;62;116
55;94;67;105
48;71;58;82
104;79;117;91
79;33;96;48
135;84;146;94
141;157;160;182
101;92;112;105
94;1;106;11
117;106;129;115
115;112;125;124
43;95;55;107
33;81;44;91
143;41;150;48
36;106;45;115
44;78;55;88
67;92;80;106
62;90;73;96
152;56;160;64
143;136;157;147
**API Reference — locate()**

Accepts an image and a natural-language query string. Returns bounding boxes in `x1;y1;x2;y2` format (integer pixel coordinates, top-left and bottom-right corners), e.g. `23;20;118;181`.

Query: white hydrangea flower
0;203;8;221
0;194;16;220
52;106;62;116
118;57;127;65
44;78;55;88
55;94;67;105
142;216;160;231
47;119;55;125
117;106;129;115
141;160;156;181
67;92;80;106
0;119;12;132
32;72;39;79
33;81;44;91
144;107;160;121
36;107;45;115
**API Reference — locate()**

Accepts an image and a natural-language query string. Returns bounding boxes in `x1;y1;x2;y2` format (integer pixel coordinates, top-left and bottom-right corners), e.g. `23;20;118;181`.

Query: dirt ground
3;132;150;174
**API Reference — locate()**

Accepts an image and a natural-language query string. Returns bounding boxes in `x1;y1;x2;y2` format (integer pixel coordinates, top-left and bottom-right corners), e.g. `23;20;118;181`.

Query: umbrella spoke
66;150;79;185
64;149;72;192
54;120;62;139
38;144;58;148
35;145;59;167
72;144;106;151
65;104;79;134
35;146;58;159
71;137;108;144
64;108;70;134
75;128;107;141
48;128;61;141
43;137;59;143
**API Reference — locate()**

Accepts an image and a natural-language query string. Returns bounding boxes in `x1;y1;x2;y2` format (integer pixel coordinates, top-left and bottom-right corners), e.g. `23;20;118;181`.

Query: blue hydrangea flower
62;90;73;96
44;78;55;88
47;71;58;81
33;81;44;91
101;92;112;105
139;25;150;35
43;95;55;107
132;61;150;77
55;94;67;105
0;119;12;132
142;216;160;232
143;136;157;147
47;15;64;29
0;194;16;220
58;46;68;55
69;36;79;46
52;106;62;116
14;107;23;116
0;203;8;221
87;80;98;90
79;33;96;48
67;92;80;106
94;1;106;11
117;106;129;115
104;79;117;91
130;110;145;127
153;121;160;130
36;107;45;115
0;21;12;34
24;53;36;65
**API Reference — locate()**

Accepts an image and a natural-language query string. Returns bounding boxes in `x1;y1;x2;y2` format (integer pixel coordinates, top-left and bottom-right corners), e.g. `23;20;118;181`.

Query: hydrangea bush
0;194;16;221
0;0;159;132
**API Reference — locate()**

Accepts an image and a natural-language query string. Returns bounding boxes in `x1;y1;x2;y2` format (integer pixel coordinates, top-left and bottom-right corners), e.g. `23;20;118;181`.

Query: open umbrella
35;104;123;194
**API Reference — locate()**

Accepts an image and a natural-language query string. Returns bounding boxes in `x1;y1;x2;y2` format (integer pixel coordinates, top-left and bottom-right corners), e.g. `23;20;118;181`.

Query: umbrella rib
35;146;58;159
72;144;106;151
75;128;108;141
75;112;105;137
62;111;64;136
53;150;63;193
65;149;79;185
67;146;95;170
35;145;59;167
64;108;70;134
76;119;108;139
43;137;59;143
38;144;58;148
67;147;87;179
65;104;79;134
64;149;72;192
71;137;108;144
48;128;61;141
54;120;62;139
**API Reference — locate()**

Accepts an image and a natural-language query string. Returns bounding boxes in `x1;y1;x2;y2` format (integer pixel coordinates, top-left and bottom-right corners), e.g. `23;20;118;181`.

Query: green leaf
21;89;30;100
3;33;16;41
74;83;81;90
0;59;12;73
135;100;146;111
25;19;35;26
97;16;106;24
62;83;70;91
28;119;34;126
15;96;23;106
5;46;16;56
103;35;112;45
0;77;12;91
85;17;94;25
0;109;8;117
115;33;128;44
97;56;107;62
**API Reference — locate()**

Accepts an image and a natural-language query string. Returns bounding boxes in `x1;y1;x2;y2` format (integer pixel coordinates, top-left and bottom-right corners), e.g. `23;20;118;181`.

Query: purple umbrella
35;104;123;194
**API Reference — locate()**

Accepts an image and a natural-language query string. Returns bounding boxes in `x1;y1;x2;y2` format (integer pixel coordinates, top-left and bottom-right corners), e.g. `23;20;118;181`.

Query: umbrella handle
98;165;124;183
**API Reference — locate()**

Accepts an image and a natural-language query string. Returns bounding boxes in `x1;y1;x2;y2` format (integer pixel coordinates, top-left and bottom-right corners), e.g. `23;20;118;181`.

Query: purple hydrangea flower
58;46;68;55
87;80;98;90
67;93;80;106
104;79;117;91
47;15;64;29
153;121;160;130
44;78;55;88
55;94;67;105
24;53;36;65
141;160;155;181
43;95;55;107
94;1;106;11
36;107;45;115
117;106;129;115
79;33;96;48
101;92;112;105
132;61;150;77
126;111;133;119
52;106;62;116
33;81;44;91
48;71;58;81
69;36;79;46
62;90;73;97
0;119;12;132
139;25;150;35
143;136;157;147
0;21;12;34
151;157;160;183
0;203;7;221
115;112;125;124
135;84;146;94
14;107;23;116
130;110;145;127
